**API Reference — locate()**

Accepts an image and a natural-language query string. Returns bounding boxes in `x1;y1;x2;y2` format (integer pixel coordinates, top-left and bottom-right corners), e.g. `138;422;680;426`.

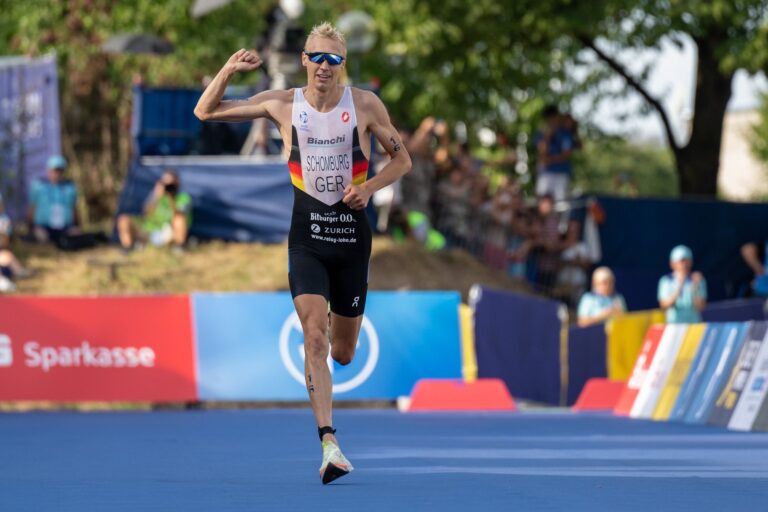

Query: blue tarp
0;55;61;219
117;157;292;242
473;287;562;405
132;86;255;157
597;196;768;310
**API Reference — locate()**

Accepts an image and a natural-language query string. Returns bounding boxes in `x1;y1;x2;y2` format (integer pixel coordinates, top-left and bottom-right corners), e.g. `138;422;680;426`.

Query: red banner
0;296;197;401
613;324;666;416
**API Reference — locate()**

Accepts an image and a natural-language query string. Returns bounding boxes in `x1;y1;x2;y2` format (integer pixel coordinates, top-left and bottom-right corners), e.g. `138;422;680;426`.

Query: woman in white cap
577;266;626;327
658;244;707;323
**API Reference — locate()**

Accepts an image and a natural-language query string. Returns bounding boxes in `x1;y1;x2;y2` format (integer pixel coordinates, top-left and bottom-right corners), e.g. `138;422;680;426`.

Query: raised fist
227;49;262;73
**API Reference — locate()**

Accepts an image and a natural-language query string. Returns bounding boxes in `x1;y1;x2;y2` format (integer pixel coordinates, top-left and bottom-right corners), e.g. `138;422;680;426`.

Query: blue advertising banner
684;322;749;424
193;291;462;400
668;323;723;422
708;321;767;427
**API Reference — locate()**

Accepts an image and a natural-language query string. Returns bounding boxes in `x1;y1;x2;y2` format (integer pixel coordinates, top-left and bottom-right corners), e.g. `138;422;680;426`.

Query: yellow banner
459;304;478;383
652;323;706;420
606;309;666;380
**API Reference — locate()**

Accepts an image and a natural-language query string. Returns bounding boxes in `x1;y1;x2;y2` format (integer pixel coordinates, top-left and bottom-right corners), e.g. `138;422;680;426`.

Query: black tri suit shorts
288;189;372;317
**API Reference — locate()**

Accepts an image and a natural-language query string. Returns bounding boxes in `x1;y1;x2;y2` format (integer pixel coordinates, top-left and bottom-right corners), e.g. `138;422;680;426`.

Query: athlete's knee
303;327;329;361
332;351;353;366
331;340;356;366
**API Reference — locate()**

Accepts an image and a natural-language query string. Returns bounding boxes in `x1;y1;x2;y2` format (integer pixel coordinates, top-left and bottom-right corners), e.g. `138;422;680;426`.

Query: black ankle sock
318;426;336;441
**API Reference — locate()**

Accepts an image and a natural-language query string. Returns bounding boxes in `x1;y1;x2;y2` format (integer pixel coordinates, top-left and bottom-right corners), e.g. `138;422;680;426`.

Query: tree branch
578;35;681;155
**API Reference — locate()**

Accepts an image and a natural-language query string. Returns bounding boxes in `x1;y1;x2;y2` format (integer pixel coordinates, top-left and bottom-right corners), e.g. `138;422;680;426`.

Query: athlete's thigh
330;312;363;351
293;293;330;334
289;247;331;301
328;259;367;354
327;258;368;318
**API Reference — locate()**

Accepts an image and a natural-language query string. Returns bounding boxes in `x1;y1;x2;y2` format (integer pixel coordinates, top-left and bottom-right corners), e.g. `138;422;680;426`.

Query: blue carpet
1;409;767;511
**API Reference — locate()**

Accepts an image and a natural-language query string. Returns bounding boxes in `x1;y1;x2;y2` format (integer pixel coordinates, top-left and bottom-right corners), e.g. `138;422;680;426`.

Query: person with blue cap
27;155;80;246
658;244;707;323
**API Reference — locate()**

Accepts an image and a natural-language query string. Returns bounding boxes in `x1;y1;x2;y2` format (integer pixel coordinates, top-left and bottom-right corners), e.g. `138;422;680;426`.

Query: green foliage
0;0;273;220
2;0;767;211
335;0;577;136
2;0;270;86
330;0;768;195
573;137;678;197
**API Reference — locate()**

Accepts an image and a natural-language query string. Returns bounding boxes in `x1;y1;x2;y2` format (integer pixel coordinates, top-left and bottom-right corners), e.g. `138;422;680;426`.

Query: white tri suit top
287;86;372;316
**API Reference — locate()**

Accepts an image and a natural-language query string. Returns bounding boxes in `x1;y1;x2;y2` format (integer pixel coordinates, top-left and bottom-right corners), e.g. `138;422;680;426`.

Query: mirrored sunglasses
304;51;345;65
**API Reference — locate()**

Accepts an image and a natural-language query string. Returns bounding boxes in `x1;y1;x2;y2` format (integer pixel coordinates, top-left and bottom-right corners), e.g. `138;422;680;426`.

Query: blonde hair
306;21;346;49
592;266;615;283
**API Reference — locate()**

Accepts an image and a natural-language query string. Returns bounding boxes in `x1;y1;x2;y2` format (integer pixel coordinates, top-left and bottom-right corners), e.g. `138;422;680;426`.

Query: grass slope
10;238;528;300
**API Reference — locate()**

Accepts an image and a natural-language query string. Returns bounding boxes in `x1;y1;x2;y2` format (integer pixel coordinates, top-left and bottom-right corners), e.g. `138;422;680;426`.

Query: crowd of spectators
378;107;598;308
374;108;725;327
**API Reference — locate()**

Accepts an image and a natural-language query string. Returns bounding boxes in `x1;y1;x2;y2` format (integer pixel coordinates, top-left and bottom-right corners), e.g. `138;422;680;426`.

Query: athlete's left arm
342;91;411;210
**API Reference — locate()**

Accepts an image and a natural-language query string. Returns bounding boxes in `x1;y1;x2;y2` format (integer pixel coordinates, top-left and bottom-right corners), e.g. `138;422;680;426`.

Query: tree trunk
676;35;734;197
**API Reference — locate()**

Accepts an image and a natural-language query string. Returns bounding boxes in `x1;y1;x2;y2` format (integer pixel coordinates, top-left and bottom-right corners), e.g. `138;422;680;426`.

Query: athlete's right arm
194;49;276;123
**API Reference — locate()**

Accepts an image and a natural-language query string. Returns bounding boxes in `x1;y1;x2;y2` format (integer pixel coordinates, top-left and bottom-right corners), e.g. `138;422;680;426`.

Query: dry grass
10;237;528;300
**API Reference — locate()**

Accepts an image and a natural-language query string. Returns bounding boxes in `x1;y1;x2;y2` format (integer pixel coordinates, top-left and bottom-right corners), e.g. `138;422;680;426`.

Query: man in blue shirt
28;155;79;245
535;106;576;201
658;245;707;323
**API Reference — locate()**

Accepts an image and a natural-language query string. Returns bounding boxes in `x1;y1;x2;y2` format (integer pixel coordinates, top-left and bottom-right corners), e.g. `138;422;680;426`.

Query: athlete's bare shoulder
255;88;293;102
350;88;389;129
250;88;293;123
350;87;382;110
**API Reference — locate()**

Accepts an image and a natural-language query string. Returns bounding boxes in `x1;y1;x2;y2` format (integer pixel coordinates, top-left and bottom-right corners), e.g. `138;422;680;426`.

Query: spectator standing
577;267;626;327
535;106;576;201
740;241;768;295
454;141;483;175
28;155;80;246
435;167;471;248
117;170;192;252
530;193;563;292
399;117;441;218
658;245;707;323
482;186;515;270
505;186;532;279
466;173;493;255
557;200;602;306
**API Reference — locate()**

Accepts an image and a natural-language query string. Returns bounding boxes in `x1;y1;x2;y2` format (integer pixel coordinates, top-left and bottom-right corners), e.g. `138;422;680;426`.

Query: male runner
194;22;411;484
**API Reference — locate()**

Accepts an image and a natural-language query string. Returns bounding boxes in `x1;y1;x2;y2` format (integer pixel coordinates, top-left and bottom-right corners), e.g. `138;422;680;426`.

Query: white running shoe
319;441;354;484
